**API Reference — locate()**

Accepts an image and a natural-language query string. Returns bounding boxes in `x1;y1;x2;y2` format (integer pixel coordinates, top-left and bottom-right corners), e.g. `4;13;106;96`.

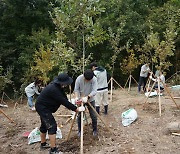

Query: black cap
53;73;73;85
84;69;94;80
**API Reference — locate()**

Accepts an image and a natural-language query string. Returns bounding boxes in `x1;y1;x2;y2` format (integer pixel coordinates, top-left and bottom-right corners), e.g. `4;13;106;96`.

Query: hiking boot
40;142;50;150
49;147;63;154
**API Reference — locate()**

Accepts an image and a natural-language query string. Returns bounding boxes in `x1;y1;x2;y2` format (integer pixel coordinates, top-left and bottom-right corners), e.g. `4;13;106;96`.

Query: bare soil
0;87;180;154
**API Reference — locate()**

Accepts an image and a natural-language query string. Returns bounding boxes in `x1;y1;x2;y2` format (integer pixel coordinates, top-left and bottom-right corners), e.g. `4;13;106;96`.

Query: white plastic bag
28;127;62;144
145;91;162;97
121;108;137;126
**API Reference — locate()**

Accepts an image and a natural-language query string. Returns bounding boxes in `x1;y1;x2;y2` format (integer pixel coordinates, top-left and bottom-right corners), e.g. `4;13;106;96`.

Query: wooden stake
4;92;14;102
144;81;156;104
65;117;72;125
165;97;180;99
162;82;179;109
112;78;124;90
55;114;72;117
146;78;151;92
172;133;180;136
110;77;113;102
131;75;139;85
124;75;130;89
107;78;111;85
157;78;161;116
0;108;16;124
66;112;78;141
128;75;132;92
80;103;84;154
1;92;5;104
87;102;112;134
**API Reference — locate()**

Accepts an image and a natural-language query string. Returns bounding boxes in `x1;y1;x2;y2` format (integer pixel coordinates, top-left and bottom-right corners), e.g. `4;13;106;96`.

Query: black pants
138;76;147;92
77;101;97;132
36;106;57;135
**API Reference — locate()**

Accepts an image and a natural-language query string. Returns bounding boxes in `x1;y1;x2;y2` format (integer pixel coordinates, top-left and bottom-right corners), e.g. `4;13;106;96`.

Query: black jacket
35;82;77;113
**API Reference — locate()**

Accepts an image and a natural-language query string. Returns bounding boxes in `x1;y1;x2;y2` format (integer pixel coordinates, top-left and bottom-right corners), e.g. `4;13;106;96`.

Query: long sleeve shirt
25;82;40;97
74;74;97;102
140;64;150;77
151;74;165;88
36;82;77;113
94;67;108;92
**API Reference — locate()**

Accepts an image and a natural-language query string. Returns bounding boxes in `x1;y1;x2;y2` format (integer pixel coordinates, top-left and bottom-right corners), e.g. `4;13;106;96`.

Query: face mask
61;84;67;88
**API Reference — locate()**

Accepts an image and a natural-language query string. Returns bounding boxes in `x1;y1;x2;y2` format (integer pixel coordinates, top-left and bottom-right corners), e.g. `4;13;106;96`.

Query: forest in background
0;0;179;97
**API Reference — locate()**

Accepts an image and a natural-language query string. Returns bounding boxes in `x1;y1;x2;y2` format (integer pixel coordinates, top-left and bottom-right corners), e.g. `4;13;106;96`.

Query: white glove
78;106;85;112
149;75;152;79
82;97;88;103
74;97;79;102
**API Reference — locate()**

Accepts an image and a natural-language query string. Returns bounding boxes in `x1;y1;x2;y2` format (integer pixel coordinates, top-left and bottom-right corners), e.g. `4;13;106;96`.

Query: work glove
82;96;88;103
75;97;79;102
78;106;85;112
149;75;152;79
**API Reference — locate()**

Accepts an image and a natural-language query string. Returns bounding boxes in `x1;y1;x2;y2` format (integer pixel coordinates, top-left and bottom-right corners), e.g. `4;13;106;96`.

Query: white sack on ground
171;85;180;90
28;127;62;144
145;91;162;97
122;108;137;126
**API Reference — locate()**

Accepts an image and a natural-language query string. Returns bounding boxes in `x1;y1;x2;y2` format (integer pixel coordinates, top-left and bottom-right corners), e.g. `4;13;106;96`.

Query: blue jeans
77;101;97;132
27;96;34;108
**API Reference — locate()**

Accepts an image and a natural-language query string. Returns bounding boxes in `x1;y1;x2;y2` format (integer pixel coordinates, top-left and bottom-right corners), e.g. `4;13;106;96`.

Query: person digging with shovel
35;73;85;154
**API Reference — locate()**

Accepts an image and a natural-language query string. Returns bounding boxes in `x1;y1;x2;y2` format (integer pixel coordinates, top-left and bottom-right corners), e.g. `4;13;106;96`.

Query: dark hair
84;69;94;80
89;62;97;69
35;79;41;85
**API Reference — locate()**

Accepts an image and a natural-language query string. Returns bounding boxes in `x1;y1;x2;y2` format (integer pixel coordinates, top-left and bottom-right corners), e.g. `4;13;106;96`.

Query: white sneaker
31;107;36;111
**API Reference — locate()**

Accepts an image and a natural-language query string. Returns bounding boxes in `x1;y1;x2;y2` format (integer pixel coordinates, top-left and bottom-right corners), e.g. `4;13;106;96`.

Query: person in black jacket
35;73;84;154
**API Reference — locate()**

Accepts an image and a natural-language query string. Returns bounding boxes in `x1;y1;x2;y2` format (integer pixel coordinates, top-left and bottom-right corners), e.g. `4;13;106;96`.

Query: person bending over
35;73;84;154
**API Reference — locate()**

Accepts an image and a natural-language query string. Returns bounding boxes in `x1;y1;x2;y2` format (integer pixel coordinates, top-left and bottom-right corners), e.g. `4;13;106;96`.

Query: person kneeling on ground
150;71;165;93
35;73;85;154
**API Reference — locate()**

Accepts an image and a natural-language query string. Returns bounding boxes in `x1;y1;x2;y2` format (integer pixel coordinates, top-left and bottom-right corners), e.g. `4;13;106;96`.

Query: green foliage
0;66;13;93
0;0;180;95
107;27;125;76
31;44;55;84
121;48;140;75
141;20;177;71
50;0;107;61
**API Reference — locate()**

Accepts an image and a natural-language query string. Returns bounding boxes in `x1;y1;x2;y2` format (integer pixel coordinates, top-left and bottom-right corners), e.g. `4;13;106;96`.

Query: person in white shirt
150;71;165;91
138;63;150;93
89;62;109;115
25;79;41;110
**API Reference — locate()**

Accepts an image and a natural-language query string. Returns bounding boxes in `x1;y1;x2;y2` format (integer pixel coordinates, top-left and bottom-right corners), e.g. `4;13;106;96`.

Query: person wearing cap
35;73;85;154
74;69;98;136
89;62;109;115
138;63;151;93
